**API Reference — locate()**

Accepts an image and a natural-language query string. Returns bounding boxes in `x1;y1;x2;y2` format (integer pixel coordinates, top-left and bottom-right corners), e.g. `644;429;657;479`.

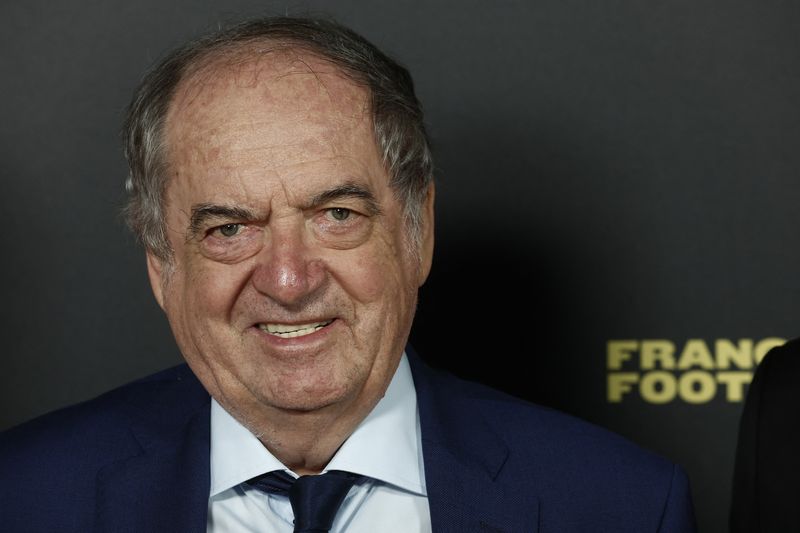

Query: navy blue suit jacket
1;349;696;532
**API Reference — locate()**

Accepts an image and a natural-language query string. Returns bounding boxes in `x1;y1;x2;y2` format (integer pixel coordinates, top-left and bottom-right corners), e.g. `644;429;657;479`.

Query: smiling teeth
259;320;333;338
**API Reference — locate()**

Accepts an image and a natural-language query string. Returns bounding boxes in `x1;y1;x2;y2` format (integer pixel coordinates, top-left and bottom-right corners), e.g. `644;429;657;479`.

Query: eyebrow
187;203;257;239
185;182;383;239
305;183;383;216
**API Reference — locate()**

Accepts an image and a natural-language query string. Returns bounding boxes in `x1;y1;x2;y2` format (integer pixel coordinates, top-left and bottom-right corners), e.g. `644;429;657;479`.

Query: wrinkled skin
146;51;433;472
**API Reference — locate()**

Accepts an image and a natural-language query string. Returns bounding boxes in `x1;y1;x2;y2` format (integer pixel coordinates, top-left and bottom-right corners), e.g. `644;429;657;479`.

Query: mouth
257;319;335;339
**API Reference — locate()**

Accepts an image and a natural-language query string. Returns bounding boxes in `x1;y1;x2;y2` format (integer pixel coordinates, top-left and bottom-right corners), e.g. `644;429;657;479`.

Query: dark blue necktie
248;470;364;532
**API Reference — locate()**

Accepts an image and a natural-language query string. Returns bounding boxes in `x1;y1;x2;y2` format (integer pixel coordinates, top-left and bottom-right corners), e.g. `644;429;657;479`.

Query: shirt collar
209;353;426;497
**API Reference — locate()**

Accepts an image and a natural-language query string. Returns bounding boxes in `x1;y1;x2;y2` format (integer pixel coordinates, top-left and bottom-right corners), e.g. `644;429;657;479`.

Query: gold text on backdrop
606;338;785;404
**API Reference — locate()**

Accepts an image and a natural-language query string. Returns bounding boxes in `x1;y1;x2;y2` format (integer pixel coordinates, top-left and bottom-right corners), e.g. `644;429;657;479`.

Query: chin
259;380;355;412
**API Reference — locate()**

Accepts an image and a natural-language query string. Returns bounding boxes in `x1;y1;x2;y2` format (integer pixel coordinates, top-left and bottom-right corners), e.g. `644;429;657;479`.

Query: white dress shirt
207;354;431;532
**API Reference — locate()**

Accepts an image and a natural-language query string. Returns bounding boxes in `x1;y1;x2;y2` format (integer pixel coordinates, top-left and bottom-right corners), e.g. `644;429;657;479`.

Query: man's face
147;52;433;431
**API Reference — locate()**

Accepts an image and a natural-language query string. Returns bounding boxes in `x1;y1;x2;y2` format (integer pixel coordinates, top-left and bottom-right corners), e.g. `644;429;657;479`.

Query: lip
249;317;339;347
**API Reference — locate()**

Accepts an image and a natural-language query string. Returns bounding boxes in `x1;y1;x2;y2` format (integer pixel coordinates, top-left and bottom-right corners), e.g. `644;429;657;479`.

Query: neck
227;390;383;476
262;406;370;475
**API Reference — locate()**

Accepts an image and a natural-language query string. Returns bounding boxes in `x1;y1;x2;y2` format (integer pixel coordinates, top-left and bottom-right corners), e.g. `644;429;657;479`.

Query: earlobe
417;183;435;286
146;252;166;310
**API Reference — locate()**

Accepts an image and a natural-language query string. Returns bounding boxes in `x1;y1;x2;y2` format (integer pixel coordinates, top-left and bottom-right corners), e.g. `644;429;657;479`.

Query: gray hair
122;16;434;260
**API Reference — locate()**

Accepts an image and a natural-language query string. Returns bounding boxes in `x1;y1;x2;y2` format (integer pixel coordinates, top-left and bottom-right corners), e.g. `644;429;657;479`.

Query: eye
217;223;243;237
328;208;351;221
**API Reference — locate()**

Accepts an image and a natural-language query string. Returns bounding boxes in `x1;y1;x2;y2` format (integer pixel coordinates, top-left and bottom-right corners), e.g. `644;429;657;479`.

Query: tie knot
248;470;365;533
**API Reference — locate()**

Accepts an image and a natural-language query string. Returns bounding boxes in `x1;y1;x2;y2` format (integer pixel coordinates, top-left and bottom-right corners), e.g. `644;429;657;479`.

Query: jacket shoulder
412;357;695;531
442;369;675;472
1;364;204;452
0;365;208;531
757;336;800;378
730;337;800;532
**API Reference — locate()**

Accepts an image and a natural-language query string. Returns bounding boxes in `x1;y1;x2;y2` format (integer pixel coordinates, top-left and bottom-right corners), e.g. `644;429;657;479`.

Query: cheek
169;258;252;321
201;229;263;264
329;244;417;310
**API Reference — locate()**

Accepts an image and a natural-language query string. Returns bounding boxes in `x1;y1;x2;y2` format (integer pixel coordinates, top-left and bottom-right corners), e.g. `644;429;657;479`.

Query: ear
417;183;435;286
146;252;167;311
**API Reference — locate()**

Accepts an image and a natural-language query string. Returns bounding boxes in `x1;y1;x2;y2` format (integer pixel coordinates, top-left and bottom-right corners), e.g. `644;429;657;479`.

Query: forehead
164;48;379;178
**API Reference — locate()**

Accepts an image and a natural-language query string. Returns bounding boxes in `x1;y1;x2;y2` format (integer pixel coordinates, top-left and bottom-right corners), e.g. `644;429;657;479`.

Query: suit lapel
94;369;211;532
90;353;538;532
408;348;539;533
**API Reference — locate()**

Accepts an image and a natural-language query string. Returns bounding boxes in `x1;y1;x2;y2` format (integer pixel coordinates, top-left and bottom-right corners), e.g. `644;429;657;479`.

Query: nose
250;224;326;307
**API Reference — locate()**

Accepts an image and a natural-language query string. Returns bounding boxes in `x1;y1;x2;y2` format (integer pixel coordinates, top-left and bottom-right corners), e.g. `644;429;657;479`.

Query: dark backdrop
2;2;798;531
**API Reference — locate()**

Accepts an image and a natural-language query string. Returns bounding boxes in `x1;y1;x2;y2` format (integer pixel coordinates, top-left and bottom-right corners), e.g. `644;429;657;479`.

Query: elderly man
0;16;695;532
